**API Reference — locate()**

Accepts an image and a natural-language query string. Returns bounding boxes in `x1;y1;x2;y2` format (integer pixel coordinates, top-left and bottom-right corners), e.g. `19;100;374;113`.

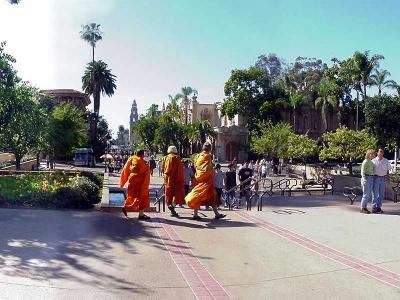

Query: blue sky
1;0;399;136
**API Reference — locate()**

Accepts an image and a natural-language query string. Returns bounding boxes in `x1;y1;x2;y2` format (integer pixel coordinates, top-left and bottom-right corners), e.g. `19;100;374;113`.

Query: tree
369;69;397;96
364;95;400;148
352;51;384;100
221;66;286;134
287;133;318;162
91;115;111;157
251;122;292;160
167;93;182;120
289;92;308;132
177;86;197;125
80;23;103;62
8;0;21;4
0;41;19;131
319;126;376;175
315;77;339;132
48;103;88;160
0;83;47;170
255;53;284;85
82;60;116;144
132;106;160;153
190;120;216;145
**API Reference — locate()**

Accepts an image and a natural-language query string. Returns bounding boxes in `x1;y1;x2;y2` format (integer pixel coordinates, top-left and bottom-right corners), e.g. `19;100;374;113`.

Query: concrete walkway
1;175;400;299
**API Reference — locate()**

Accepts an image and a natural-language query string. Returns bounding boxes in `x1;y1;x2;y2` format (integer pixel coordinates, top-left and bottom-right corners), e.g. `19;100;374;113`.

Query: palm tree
8;0;21;3
352;51;384;100
192;120;216;145
370;69;397;96
82;60;116;144
167;94;182;120
80;23;103;62
289;92;308;132
177;86;197;125
315;78;338;132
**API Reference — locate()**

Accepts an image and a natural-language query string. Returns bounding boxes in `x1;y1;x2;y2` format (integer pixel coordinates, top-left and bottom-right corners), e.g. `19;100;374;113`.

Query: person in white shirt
372;148;392;214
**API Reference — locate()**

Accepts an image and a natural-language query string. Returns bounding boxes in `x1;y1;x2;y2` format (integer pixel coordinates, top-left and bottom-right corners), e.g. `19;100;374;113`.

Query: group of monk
119;142;226;221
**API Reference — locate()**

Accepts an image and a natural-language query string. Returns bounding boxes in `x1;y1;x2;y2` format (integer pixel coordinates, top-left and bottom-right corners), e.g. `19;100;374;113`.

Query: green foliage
315;77;339;131
0;83;48;169
48;103;88;159
133;113;159;153
287;133;318;161
0;41;19;130
0;172;101;209
364;95;400;148
251;122;292;158
319;126;377;163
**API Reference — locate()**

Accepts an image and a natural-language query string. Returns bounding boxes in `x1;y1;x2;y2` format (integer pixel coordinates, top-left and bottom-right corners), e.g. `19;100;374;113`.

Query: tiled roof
40;89;88;96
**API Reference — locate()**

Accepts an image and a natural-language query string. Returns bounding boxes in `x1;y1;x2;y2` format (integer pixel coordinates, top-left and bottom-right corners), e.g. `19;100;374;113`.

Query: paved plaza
1;172;400;300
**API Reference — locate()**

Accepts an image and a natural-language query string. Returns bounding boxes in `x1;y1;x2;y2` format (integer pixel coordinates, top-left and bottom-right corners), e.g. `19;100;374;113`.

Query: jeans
225;190;235;206
373;176;386;209
361;175;374;209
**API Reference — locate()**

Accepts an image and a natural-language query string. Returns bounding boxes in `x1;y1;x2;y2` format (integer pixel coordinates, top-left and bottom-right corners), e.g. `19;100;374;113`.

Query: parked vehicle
73;148;96;167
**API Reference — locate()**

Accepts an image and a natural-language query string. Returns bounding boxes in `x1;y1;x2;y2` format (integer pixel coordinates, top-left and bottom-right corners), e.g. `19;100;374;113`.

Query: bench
343;186;362;205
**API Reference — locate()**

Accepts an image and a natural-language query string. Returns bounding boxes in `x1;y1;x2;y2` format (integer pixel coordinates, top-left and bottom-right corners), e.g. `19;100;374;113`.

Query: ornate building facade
187;98;249;162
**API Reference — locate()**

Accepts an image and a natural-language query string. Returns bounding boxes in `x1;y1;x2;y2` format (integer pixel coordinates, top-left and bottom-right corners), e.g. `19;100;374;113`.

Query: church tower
130;100;138;145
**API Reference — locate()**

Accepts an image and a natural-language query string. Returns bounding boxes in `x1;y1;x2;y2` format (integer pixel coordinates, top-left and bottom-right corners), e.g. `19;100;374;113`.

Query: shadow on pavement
0;208;167;296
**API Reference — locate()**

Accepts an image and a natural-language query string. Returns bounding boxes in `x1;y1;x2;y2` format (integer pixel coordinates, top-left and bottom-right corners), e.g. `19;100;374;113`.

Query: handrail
154;183;165;212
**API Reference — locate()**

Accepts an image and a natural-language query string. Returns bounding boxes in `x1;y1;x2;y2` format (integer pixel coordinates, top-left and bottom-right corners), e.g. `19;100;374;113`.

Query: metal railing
154;183;165;212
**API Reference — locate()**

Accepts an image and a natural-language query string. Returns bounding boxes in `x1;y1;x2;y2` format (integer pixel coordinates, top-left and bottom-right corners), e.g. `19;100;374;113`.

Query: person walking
238;161;253;207
360;149;375;214
185;142;226;220
184;160;194;196
162;146;185;217
149;156;156;176
372;148;392;214
214;164;225;207
225;163;237;207
120;149;151;220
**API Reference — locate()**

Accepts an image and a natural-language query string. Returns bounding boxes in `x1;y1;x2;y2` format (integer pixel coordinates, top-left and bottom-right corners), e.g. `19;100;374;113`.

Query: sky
1;0;399;137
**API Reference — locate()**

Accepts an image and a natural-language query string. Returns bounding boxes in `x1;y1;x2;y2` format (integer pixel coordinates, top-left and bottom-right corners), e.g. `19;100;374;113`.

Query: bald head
202;142;212;152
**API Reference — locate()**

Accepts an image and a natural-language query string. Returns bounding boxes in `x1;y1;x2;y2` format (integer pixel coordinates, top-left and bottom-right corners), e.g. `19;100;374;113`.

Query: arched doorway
225;141;237;162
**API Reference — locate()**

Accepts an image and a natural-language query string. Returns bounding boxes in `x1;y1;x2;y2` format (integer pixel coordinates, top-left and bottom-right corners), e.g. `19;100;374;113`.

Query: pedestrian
360;149;375;214
225;163;237;207
372;148;392;214
149;156;156;176
185;142;226;220
214;164;225;207
162;146;185;217
238;161;253;207
120;149;151;220
184;160;194;196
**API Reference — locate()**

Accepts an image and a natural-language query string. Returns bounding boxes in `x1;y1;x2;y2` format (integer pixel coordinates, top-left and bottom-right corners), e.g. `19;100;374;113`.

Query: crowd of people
118;143;274;220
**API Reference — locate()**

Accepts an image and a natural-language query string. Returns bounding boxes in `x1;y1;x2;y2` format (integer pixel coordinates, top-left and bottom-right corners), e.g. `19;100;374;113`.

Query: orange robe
185;151;217;209
163;154;185;205
120;155;150;212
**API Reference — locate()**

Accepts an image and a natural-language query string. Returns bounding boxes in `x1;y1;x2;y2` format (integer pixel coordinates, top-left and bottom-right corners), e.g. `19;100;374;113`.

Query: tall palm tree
289;92;308;132
352;51;384;100
315;78;338;132
369;69;397;96
80;23;103;62
82;60;116;144
177;86;197;124
8;0;21;3
167;94;182;120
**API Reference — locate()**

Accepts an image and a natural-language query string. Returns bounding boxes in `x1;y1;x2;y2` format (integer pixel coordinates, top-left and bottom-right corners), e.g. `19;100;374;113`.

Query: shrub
79;171;103;188
20;191;54;207
53;187;86;208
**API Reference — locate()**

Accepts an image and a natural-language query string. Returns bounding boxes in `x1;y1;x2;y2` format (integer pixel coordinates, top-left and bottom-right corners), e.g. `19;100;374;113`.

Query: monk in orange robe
120;149;151;220
163;145;185;217
185;142;226;220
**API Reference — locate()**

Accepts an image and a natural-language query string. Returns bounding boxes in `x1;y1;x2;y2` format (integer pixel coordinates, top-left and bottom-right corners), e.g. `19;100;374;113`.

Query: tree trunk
92;46;95;63
356;91;359;131
293;110;296;132
15;154;21;171
36;153;40;169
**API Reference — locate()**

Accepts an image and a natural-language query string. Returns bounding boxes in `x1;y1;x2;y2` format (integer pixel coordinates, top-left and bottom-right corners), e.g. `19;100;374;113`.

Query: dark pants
215;188;222;206
184;185;190;196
